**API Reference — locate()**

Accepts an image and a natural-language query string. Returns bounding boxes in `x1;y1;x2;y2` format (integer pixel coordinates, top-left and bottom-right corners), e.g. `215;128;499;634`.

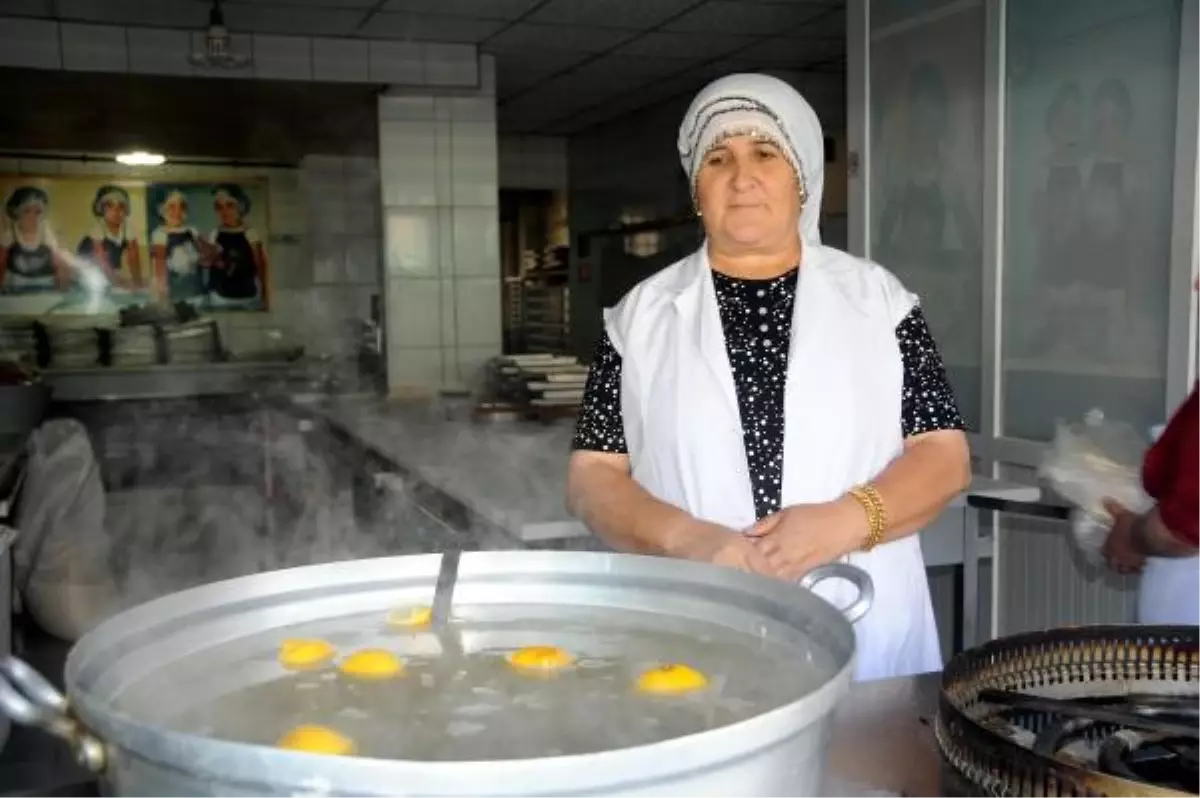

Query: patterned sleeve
896;306;966;436
571;331;629;453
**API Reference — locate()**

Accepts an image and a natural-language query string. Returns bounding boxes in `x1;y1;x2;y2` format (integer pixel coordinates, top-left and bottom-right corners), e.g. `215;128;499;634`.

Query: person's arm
872;305;972;535
750;306;970;577
1131;507;1196;557
127;240;143;288
565;331;690;554
1104;386;1199;564
250;229;269;304
568;451;699;556
566;332;769;570
150;229;168;298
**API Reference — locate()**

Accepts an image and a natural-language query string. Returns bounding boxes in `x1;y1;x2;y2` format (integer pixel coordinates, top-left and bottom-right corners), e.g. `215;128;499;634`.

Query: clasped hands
673;497;868;581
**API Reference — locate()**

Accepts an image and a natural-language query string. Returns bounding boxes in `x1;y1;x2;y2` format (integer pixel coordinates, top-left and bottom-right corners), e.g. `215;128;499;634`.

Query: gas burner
936;625;1199;797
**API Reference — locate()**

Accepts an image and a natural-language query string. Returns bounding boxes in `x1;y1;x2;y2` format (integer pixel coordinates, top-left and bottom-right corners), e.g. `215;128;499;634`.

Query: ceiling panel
616;30;756;60
664;1;828;35
380;0;539;19
1;0;53;16
796;6;846;38
56;0;209;28
723;35;844;67
570;55;687;83
223;3;363;36
494;50;592;96
483;23;637;54
360;13;505;42
231;0;378;7
526;0;702;29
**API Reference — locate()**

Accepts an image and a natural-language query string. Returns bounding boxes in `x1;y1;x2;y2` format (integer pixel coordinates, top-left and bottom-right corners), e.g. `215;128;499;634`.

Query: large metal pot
0;551;871;796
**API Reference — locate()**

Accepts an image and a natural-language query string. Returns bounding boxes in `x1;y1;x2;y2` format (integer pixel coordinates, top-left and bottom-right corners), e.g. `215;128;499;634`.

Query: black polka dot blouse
571;267;966;521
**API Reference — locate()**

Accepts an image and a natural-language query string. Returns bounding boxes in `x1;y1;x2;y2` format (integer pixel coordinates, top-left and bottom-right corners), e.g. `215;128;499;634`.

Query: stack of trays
109;325;159;367
164;319;224;364
46;326;102;368
504;353;588;417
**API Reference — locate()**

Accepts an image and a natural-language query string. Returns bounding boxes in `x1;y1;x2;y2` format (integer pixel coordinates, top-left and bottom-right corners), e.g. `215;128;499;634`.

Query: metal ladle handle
798;562;874;625
0;656;106;772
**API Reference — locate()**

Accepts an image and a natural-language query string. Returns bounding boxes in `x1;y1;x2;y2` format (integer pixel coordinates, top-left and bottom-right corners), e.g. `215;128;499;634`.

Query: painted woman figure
76;184;143;288
150;190;214;303
207;183;268;309
0;186;67;293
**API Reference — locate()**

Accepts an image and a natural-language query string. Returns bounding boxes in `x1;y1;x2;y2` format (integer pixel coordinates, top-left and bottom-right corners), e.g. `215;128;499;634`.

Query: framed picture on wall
0;174;271;318
145;180;271;312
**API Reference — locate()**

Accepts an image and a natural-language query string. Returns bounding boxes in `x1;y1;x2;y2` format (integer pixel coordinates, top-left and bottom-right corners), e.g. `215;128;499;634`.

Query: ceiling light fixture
116;151;166;166
190;0;251;69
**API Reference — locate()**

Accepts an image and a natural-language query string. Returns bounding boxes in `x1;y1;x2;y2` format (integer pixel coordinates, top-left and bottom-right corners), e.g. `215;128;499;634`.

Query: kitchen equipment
0;551;870;796
937;624;1198;797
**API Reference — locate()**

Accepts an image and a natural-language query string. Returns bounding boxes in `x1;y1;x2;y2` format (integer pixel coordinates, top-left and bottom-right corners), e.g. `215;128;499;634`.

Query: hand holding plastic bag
1039;409;1152;564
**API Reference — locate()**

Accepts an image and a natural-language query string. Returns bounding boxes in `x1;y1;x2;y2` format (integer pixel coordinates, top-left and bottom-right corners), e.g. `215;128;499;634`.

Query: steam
103;395;588;612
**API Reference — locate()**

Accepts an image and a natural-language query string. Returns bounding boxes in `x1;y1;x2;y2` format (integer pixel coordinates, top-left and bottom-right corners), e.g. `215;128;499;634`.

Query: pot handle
798;563;874;625
0;656;106;773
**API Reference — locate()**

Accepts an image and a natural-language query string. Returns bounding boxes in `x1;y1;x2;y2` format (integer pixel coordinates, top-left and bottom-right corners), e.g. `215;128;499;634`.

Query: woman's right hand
670;519;773;575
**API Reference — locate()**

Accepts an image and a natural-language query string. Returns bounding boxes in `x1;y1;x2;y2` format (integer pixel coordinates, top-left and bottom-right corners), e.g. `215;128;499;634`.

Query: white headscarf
678;74;825;245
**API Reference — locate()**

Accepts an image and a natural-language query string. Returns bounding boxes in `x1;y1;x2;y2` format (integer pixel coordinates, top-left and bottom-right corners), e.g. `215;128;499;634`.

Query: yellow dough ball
506;645;575;674
339;648;405;680
278;725;356;756
636;664;709;696
386;605;433;628
278;638;336;671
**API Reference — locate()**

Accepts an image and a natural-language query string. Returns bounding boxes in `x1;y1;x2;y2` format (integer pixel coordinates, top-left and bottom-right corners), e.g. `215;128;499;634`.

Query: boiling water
127;605;835;761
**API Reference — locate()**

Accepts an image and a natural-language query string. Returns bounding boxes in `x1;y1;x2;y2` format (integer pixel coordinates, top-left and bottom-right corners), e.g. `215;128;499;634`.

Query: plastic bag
1039;409;1152;563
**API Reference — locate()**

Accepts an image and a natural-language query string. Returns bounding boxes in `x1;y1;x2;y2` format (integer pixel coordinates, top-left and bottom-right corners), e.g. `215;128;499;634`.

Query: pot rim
66;551;856;795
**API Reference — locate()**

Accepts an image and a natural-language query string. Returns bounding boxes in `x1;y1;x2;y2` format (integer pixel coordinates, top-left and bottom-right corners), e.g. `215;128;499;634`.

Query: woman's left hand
745;498;866;581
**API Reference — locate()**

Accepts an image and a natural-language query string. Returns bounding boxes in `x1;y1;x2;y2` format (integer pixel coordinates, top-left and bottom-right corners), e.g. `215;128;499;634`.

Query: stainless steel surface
428;549;459;629
798;563;873;625
0;551;869;796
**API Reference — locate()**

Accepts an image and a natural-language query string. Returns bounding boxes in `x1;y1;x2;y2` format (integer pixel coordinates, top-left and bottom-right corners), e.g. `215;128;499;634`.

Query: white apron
1138;556;1200;625
606;243;943;682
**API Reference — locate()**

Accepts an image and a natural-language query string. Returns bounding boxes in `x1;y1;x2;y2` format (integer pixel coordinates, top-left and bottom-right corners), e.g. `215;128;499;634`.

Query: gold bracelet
848;484;888;552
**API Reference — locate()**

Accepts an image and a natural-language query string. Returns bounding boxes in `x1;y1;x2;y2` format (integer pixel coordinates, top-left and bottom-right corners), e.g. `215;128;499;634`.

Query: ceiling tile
569;55;686;84
797;6;846;38
494;50;589;96
381;0;539;19
482;23;637;54
3;0;53;16
231;0;377;7
527;0;700;29
224;3;363;36
664;1;829;35
616;31;756;60
360;13;504;42
57;0;208;28
723;36;844;68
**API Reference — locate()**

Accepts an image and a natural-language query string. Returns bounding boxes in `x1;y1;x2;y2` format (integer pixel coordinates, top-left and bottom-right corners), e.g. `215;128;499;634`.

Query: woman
1102;383;1198;625
207;183;268;309
76;184;143;288
150;190;214;304
0;186;68;293
566;74;971;682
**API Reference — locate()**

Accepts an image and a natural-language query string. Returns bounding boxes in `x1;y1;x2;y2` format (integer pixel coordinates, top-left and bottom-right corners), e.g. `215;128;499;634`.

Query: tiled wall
379;90;502;394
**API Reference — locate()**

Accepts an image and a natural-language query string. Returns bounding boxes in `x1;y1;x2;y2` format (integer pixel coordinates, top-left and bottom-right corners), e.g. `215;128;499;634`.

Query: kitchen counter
0;617;947;797
299;395;1040;545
